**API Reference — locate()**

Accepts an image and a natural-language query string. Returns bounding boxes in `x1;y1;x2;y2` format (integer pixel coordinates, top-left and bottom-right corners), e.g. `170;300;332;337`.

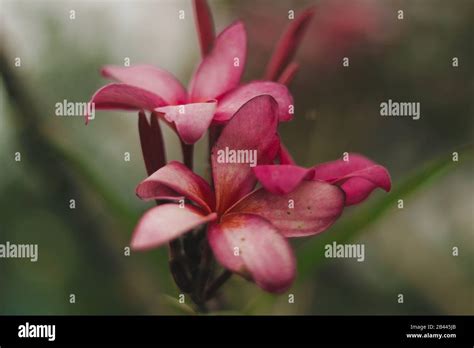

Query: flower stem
138;115;196;296
180;140;194;171
169;240;193;293
191;237;213;307
207;125;222;186
205;270;232;301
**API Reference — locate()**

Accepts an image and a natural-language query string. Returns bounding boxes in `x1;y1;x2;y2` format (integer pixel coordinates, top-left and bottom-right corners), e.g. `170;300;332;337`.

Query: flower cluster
88;0;390;305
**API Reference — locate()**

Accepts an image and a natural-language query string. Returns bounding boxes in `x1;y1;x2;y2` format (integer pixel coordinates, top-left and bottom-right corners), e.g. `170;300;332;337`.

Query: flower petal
208;213;295;293
265;7;315;81
214;81;294;123
136;161;215;213
101;65;187;105
131;204;217;250
253;164;314;195
138;111;167;175
277;61;300;85
278;142;296;165
155;101;217;144
312;154;391;206
193;0;215;56
229;180;345;238
189;21;247;102
212;95;280;214
87;83;167;123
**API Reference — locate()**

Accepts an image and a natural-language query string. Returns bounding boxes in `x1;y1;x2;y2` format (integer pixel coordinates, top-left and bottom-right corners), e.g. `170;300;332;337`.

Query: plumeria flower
87;21;293;144
130;95;346;292
254;147;391;207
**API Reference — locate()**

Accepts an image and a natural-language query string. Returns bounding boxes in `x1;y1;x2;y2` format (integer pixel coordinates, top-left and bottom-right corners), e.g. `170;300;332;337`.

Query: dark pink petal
208;213;295;293
278;142;296;165
312;154;391;206
131;204;217;250
193;0;215;56
136;161;215;213
265;7;315;81
101;65;188;105
277;61;299;85
214;81;294;123
138;111;167;175
189;21;247;102
229;180;345;238
212;95;280;214
87;83;167;123
253;164;314;195
155;101;216;144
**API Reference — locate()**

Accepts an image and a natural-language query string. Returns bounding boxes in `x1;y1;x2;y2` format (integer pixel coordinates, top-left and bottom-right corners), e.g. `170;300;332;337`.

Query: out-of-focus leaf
51;139;139;230
206;310;244;315
160;295;197;315
297;145;473;280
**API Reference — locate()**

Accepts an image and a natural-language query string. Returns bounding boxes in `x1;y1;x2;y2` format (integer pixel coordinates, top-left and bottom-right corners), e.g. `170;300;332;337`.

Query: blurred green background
0;0;472;315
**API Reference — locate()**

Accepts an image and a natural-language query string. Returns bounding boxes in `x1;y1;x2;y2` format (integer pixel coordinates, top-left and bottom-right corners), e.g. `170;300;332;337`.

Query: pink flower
88;22;293;144
254;145;391;207
130;95;346;292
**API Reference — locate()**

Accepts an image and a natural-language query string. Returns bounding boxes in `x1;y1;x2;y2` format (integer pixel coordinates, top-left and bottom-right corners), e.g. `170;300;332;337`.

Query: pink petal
155;101;217;144
229;180;345;238
138;111;167;176
189;21;247;102
278;142;296;165
193;0;215;56
212;95;280;214
277;61;299;85
101;65;188;105
253;165;314;195
208;213;295;293
136;161;215;213
131;204;217;250
214;81;294;123
312;153;391;206
87;83;167;123
265;7;315;81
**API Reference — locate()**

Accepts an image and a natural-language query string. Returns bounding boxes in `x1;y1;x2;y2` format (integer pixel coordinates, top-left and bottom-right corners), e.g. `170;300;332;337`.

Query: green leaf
50;139;139;229
296;145;473;280
160;294;197;315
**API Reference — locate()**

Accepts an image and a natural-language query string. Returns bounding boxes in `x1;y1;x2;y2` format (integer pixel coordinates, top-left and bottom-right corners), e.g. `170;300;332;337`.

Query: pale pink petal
214;81;294;123
136;161;215;213
208;213;295;293
131;204;217;250
189;21;247;102
312;153;391;206
212;95;280;214
87;83;167;123
155;101;216;144
253;165;314;195
101;65;188;105
229;180;345;238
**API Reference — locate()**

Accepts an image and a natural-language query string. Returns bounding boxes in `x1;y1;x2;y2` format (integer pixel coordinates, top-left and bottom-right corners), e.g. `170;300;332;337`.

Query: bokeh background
0;0;472;315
